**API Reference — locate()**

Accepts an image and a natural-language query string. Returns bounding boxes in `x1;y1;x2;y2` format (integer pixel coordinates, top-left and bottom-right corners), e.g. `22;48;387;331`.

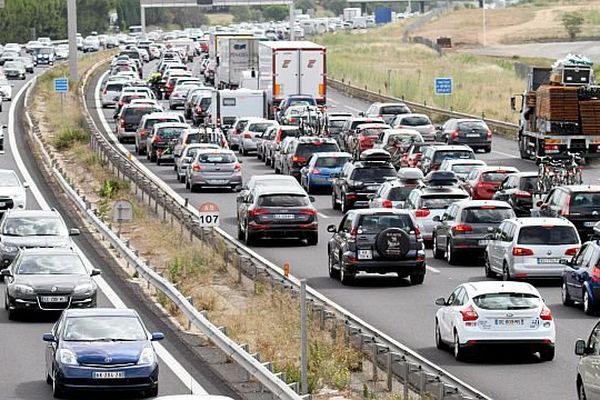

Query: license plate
366;186;379;190
537;258;562;264
495;318;524;326
209;180;228;185
93;371;125;379
466;133;480;138
40;296;68;303
274;214;294;220
478;240;489;246
358;249;372;260
584;221;597;227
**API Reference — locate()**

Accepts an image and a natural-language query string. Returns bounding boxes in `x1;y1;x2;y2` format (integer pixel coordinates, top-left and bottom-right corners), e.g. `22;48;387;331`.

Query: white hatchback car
484;217;581;280
435;281;555;361
0;169;28;211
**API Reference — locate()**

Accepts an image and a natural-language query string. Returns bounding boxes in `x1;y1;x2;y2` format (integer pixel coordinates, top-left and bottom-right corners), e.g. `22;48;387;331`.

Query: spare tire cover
375;228;411;258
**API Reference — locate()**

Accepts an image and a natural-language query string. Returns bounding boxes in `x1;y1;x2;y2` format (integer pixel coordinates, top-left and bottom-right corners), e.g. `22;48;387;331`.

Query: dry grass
206;13;235;26
414;0;600;47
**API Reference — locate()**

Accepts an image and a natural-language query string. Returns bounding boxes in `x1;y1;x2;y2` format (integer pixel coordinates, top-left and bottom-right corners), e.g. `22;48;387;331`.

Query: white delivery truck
257;41;326;114
343;7;361;22
208;31;253;63
209;89;268;128
216;37;259;89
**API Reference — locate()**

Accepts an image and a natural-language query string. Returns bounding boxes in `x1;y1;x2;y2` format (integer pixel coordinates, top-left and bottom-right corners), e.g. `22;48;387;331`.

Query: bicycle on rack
536;152;583;194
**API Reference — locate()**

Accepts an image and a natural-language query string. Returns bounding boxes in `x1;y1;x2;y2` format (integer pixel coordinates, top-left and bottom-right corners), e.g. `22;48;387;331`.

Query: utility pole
67;0;78;83
141;5;146;33
289;0;295;40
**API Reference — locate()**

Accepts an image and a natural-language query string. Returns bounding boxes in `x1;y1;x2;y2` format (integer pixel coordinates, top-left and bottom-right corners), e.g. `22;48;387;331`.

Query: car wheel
156;158;161;166
341;194;350;214
435;319;447;350
265;156;270;166
562;281;574;306
539;346;555;362
339;256;354;286
242;147;248;156
190;183;199;193
150;152;157;162
144;386;159;398
306;232;318;246
244;222;255;245
52;375;66;398
237;221;244;240
185;179;190;190
445;241;458;265
484;146;492;153
502;262;511;281
328;251;340;279
46;372;52;385
432;234;444;259
484;253;495;278
453;331;468;361
257;152;262;160
410;273;424;285
579;380;588;400
583;290;595;315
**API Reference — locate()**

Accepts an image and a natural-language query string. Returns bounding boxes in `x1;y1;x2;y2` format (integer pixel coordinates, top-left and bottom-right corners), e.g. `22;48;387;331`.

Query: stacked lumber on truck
579;100;600;135
535;85;579;122
527;91;536;108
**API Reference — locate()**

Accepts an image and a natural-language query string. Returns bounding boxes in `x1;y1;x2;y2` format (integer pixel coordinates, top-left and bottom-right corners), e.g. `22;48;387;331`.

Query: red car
399;142;444;168
350;123;390;158
462;166;520;200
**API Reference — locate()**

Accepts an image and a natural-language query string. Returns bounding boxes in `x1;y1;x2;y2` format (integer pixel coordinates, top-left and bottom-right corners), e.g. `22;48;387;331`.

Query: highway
1;67;238;399
86;58;600;400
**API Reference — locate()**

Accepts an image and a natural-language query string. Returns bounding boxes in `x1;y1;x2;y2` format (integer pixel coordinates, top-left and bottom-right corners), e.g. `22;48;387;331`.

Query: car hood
0;187;24;198
14;274;92;292
1;235;70;248
65;341;149;365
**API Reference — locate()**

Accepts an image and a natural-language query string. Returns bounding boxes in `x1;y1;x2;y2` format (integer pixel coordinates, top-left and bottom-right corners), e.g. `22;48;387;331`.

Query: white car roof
510;217;577;227
463;281;540;297
442;159;487;166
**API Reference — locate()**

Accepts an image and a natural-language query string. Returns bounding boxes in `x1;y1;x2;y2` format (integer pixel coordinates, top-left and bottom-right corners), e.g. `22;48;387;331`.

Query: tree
562;12;584;40
295;0;316;14
262;5;288;21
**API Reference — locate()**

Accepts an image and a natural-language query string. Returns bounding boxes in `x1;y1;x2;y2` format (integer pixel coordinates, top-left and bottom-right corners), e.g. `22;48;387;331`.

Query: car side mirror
575;339;587;356
540;203;548;210
91;268;101;277
358;112;365;117
238;159;243;164
536;200;544;208
308;196;316;203
0;269;11;277
435;297;447;306
69;228;80;236
484;233;494;240
327;224;337;233
432;215;441;222
367;194;375;200
23;182;30;189
42;333;56;342
151;332;165;341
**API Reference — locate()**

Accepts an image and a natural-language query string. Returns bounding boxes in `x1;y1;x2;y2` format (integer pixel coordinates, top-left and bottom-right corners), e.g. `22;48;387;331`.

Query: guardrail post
186;296;193;330
402;361;409;399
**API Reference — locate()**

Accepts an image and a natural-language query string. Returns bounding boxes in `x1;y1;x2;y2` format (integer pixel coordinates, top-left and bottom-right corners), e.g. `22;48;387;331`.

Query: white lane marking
426;265;441;274
317;212;330;219
328;98;338;105
344;105;362;113
14;75;207;395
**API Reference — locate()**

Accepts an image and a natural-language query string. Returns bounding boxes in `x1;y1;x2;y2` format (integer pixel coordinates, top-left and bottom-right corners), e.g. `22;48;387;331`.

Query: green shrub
53;127;88;150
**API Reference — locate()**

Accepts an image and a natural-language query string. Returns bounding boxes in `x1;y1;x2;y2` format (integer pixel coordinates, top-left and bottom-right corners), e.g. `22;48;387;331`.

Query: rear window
248;123;273;133
473;293;540;310
380;106;409;115
185;133;199;144
570;192;600;210
399;116;430;126
290;98;316;106
123;108;157;123
461;207;514;223
329;120;346;128
361;128;387;137
146;118;179;130
106;83;125;91
458;121;487;131
157;127;185;140
198;152;235;164
257;194;309;207
519;177;538;192
518;226;579;245
351;167;396;182
433;151;474;163
420;195;468;209
200;98;211;108
237;120;249;131
387;186;414;201
451;165;479;177
481;171;513;183
280;129;300;139
296;143;339;157
315;157;350;168
387;134;418;147
357;214;414;233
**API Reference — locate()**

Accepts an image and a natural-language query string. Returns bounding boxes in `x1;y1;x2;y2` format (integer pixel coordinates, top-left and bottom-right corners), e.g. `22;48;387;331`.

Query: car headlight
14;284;34;295
59;349;79;365
137;347;155;365
74;283;94;295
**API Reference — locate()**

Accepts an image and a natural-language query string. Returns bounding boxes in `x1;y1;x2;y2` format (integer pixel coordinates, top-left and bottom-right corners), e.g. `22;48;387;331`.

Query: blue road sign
54;78;69;93
435;77;453;95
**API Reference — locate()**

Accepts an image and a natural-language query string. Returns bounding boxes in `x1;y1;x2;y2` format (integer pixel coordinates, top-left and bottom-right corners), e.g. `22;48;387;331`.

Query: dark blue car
43;308;164;398
561;239;600;315
300;152;351;193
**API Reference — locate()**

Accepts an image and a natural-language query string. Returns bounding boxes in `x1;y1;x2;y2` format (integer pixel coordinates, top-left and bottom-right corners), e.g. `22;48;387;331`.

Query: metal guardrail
23;64;303;400
75;58;493;399
327;78;519;138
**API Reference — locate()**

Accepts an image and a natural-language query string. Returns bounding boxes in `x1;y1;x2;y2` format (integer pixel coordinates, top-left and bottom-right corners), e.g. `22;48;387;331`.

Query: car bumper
248;222;317;238
189;174;243;187
308;175;334;187
452;237;491;251
241;139;257;151
347;193;376;208
510;261;566;279
56;364;158;392
448;139;491;148
343;257;425;275
170;98;185;106
7;294;96;311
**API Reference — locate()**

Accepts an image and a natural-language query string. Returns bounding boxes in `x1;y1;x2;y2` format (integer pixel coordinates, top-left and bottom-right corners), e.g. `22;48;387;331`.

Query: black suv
331;150;397;213
327;209;425;285
538;185;600;240
492;172;538;217
281;136;339;179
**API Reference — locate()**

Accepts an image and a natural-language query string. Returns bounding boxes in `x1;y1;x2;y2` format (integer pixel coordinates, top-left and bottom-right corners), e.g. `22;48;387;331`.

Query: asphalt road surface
465;40;600;61
87;58;600;400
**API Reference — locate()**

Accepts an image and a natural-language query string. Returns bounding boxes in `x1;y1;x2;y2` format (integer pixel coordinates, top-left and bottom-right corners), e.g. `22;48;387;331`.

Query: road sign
112;200;134;223
434;77;453;96
53;78;69;93
198;202;220;227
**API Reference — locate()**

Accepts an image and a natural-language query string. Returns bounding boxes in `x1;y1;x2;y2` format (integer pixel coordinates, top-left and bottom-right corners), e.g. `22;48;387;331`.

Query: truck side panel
298;49;326;104
274;49;301;102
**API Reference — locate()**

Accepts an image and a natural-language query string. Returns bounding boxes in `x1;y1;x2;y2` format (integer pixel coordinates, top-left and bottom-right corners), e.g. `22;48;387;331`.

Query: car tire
445;241;458;265
52;376;66;398
237;221;244;240
410;273;424;285
156;158;161;166
583;290;595;315
562;281;574;306
244;223;255;245
332;191;340;210
502;262;511;281
432;234;444;259
484;146;491;153
340;259;354;286
453;331;468;361
185;179;190;190
538;346;555;362
265;156;270;166
46;372;52;385
190;184;199;193
150;152;157;162
328;251;340;279
306;232;318;246
579;379;588;400
484;253;495;278
435;319;447;350
242;147;248;156
144;386;159;398
341;194;350;214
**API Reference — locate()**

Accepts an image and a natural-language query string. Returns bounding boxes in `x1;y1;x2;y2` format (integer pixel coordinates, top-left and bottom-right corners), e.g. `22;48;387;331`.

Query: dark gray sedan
2;248;100;319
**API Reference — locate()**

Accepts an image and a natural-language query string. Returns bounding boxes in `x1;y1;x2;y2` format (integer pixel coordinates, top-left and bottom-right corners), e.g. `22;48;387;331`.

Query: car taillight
451;130;459;139
152;136;162;144
382;199;393;208
191;162;201;172
311;168;321;175
565;247;580;256
348;227;358;241
452;224;473;233
514;190;531;198
540;305;553;321
103;88;107;95
592;266;600;282
414;226;422;239
460;305;478;321
292;155;307;164
289;117;296;123
249;208;269;217
415;209;430;217
234;162;241;172
512;247;534;256
120;118;125;128
486;130;493;139
243;133;252;139
299;208;316;216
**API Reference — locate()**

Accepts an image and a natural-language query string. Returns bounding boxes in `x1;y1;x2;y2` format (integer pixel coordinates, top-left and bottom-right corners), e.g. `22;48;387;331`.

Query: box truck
257;41;326;114
215;37;259;89
209;89;268;127
343;8;361;22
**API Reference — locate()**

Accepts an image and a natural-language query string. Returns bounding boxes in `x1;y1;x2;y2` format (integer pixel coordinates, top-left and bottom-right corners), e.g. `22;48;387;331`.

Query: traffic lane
11;71;235;399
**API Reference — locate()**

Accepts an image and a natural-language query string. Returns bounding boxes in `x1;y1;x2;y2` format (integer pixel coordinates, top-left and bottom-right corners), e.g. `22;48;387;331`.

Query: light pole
482;0;487;47
289;0;295;40
67;0;78;83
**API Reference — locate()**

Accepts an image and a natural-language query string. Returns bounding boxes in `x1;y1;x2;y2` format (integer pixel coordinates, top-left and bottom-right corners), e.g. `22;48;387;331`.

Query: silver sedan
185;149;242;192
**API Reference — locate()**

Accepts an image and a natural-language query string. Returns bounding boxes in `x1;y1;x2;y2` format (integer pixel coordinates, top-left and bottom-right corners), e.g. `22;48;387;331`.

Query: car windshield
461;207;514;223
517;226;579;245
124;108;158;123
481;171;513;183
433;151;474;163
519;177;538;192
297;143;339;157
570;192;600;209
3;217;67;236
198;152;235;164
17;254;87;275
458;121;487;131
157;127;184;140
399;116;430;126
387;186;414;201
357;214;414;233
257;194;309;207
351;167;396;182
0;171;20;187
63;316;147;341
473;293;540;310
420;195;468;209
315;156;350;168
39;48;53;54
380;105;409;114
248;123;273;133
